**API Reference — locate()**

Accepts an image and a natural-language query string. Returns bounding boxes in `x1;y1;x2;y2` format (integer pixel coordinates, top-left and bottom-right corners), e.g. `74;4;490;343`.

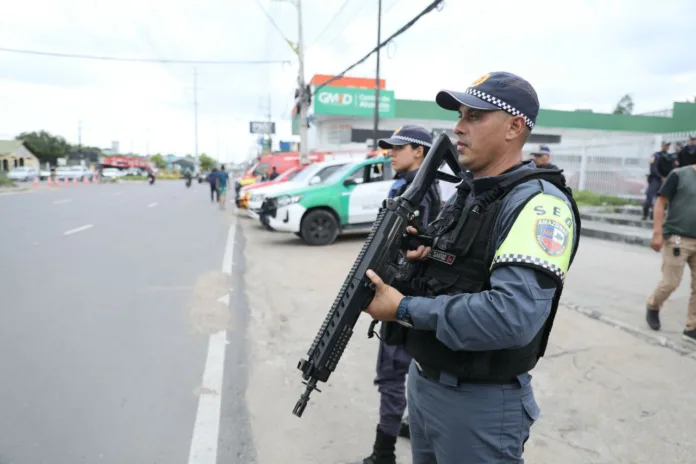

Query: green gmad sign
312;86;395;118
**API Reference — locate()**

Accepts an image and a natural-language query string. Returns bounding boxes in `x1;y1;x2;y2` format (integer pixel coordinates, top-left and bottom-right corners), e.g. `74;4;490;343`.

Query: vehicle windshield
322;161;361;185
284;169;303;181
289;164;323;183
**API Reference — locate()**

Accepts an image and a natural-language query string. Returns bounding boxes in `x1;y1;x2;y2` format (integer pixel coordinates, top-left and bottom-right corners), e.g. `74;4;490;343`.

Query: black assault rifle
292;133;462;417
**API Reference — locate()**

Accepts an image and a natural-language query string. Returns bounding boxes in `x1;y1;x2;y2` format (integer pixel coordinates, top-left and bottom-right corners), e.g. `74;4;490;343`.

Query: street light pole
297;0;309;165
273;0;309;165
371;0;382;151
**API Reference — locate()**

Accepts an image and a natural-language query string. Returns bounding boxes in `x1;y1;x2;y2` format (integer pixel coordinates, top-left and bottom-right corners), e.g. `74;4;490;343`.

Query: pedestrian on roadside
643;141;673;221
216;165;229;210
677;136;696;167
208;167;219;203
356;125;442;464
645;163;696;343
362;71;582;464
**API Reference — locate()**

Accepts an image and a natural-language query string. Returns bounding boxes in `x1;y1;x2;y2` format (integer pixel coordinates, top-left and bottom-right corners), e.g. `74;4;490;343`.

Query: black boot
360;426;397;464
398;416;410;439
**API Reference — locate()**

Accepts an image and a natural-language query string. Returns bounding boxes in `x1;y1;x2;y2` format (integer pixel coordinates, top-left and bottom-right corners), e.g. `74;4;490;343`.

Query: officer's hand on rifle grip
403;226;430;261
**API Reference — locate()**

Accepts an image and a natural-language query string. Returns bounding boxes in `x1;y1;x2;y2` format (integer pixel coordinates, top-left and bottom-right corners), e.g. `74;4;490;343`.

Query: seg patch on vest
492;192;575;281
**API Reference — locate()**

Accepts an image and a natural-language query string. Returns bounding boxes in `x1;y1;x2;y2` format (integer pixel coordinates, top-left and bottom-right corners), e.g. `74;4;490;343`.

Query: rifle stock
293;134;461;418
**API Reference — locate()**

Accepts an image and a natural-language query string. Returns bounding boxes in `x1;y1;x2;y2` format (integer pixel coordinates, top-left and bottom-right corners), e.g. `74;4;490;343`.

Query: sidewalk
238;216;696;464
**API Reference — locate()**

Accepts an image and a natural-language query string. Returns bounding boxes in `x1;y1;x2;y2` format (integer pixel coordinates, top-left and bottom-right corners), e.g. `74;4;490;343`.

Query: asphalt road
3;181;696;464
0;180;248;464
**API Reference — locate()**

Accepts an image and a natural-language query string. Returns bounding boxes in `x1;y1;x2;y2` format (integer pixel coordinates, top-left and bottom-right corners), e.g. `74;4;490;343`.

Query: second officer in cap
362;71;582;463
357;125;442;464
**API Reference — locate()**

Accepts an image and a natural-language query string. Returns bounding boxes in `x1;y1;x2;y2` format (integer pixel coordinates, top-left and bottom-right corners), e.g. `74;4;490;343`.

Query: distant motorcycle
148;173;155;185
185;177;192;188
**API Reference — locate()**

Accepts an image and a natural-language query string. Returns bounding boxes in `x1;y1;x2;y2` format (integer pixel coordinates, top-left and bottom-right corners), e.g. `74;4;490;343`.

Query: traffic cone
73;177;77;185
83;176;89;185
33;177;39;188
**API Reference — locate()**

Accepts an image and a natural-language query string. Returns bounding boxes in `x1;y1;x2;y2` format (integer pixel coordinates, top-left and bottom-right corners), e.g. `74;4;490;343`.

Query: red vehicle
234;151;327;201
237;165;308;208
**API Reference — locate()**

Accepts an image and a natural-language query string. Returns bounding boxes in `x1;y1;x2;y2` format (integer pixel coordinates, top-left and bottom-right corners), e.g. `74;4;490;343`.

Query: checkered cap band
492;253;565;280
465;88;535;130
390;134;433;147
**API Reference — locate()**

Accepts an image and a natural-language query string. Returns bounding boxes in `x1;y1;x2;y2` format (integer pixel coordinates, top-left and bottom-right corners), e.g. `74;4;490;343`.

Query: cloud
0;0;694;163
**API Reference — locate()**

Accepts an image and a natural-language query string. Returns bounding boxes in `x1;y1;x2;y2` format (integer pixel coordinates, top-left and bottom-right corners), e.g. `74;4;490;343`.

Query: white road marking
187;222;236;464
64;225;93;236
53;199;72;204
147;202;158;208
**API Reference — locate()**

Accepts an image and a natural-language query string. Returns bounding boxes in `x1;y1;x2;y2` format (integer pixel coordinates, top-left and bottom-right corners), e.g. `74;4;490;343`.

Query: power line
312;0;445;94
253;0;296;54
0;46;291;65
306;0;353;49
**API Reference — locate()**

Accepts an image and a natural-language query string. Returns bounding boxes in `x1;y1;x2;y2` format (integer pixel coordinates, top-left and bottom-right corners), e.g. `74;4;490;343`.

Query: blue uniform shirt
405;161;578;353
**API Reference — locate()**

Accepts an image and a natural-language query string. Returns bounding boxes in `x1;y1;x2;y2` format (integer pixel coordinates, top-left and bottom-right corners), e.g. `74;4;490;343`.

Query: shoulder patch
535;218;569;256
492;192;576;281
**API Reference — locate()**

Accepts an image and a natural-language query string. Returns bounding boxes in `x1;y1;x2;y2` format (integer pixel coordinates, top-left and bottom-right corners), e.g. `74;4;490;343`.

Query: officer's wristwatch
395;296;414;328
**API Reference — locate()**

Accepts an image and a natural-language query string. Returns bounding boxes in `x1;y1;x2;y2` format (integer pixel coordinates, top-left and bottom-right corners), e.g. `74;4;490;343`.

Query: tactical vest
397;167;581;383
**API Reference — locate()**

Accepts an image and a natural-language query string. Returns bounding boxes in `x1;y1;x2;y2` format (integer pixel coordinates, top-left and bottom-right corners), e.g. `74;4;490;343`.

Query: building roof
0;140;26;156
393;100;696;134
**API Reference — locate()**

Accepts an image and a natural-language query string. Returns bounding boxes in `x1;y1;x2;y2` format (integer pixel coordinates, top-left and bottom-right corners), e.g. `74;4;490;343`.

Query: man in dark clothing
207;168;219;203
643;141;673;220
530;144;560;170
269;166;280;180
677;136;696;167
356;125;442;464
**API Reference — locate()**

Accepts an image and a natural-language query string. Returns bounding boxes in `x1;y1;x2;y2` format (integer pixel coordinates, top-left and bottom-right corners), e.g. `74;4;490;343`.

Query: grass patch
573;190;634;206
0;173;15;187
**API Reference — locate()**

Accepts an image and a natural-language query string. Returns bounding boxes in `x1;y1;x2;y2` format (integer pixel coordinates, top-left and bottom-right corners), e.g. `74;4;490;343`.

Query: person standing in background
216;165;229;211
207;168;219;203
645;163;696;343
677;136;696;167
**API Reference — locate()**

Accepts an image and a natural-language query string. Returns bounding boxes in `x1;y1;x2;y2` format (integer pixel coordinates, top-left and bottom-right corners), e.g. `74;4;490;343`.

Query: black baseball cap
378;125;433;149
435;71;540;130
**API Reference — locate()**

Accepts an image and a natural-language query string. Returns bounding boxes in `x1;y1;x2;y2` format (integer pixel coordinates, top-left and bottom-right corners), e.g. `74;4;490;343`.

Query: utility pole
296;0;309;165
194;67;199;161
77;120;84;164
272;0;308;164
372;0;382;151
267;94;273;152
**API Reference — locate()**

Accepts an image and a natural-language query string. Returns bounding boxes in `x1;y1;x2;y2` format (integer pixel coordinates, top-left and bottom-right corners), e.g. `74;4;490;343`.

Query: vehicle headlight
275;194;303;207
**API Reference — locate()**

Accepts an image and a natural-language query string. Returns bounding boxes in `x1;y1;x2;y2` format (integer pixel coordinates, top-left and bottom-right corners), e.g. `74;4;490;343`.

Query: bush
573;190;633;206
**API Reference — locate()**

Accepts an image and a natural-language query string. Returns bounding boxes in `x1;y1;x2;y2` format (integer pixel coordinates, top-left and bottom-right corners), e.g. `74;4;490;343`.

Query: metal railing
545;131;694;200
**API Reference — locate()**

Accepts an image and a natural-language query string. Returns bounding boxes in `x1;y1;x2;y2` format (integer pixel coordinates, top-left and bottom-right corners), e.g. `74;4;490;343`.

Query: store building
293;74;696;199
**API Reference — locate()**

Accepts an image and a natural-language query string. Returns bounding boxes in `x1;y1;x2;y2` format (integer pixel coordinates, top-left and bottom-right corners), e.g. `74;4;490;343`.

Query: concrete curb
580;212;653;230
564;303;695;357
579;226;651;247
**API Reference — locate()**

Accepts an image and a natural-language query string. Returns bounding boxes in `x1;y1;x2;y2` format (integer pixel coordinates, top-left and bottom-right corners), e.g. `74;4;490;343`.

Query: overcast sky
1;0;694;163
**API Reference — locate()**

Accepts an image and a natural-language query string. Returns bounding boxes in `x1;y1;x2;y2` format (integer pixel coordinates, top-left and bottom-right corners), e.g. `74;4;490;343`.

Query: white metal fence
545;131;695;200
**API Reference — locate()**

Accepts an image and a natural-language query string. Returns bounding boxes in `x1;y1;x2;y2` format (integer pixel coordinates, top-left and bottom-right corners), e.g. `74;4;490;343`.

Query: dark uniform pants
643;180;661;219
374;337;412;437
406;362;540;464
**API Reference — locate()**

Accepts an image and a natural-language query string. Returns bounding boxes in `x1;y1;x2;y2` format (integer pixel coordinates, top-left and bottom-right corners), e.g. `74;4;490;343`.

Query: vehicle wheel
300;209;339;246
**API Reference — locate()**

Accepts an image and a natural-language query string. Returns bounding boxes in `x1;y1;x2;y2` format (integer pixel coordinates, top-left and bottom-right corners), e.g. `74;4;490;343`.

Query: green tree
150;154;167;169
15;130;71;164
612;94;634;115
199;153;216;171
